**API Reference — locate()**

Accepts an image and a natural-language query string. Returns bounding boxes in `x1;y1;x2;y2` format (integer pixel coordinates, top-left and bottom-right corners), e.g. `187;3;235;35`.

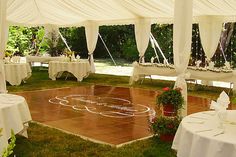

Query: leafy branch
1;130;16;157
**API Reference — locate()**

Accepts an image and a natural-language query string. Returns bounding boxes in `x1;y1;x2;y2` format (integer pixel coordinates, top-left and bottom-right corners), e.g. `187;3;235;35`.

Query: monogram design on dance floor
49;95;156;118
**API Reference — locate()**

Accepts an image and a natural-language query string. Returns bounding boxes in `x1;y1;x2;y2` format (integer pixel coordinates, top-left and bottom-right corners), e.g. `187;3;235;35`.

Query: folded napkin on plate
210;91;230;111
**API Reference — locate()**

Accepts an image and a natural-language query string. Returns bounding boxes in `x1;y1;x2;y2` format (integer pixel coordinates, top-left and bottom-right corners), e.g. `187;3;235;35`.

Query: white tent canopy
6;0;236;27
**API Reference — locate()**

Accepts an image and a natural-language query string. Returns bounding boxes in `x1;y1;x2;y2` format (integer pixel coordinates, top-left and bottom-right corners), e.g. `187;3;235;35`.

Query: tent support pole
58;30;71;52
219;42;227;62
98;33;117;66
149;35;160;63
150;33;169;65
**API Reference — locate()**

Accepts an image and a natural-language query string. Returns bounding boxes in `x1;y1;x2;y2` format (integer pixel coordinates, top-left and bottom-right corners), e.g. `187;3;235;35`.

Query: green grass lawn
7;67;235;157
14;123;176;157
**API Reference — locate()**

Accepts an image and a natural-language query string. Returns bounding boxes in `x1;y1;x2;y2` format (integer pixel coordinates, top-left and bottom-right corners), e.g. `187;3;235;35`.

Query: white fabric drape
198;16;223;59
173;0;193;117
135;19;151;63
44;25;59;47
0;0;8;93
85;22;99;73
6;0;236;27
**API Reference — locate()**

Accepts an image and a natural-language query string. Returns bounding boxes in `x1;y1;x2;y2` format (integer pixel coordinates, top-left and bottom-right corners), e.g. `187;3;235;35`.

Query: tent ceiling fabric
6;0;236;27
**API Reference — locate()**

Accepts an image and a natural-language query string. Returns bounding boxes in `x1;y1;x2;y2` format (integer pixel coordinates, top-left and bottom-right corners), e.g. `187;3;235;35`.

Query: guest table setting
0;94;32;156
4;57;32;86
48;59;91;82
172;91;236;157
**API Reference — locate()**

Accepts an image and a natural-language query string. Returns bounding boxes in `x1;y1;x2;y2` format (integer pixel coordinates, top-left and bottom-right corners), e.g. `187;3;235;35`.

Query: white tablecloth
130;62;236;90
26;56;65;63
172;110;236;157
130;62;176;84
48;60;91;81
4;63;32;86
0;94;32;155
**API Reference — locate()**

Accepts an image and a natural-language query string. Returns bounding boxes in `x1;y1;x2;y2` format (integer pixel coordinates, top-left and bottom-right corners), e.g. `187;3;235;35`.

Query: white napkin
210;91;229;128
217;91;230;108
210;91;230;111
210;100;219;110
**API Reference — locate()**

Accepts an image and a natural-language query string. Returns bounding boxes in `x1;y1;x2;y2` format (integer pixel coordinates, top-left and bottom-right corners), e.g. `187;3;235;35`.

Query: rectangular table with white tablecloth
130;62;236;91
48;60;91;81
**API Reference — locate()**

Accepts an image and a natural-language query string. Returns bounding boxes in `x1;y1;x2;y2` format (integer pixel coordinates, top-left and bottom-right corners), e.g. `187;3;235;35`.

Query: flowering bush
151;116;181;135
157;87;184;111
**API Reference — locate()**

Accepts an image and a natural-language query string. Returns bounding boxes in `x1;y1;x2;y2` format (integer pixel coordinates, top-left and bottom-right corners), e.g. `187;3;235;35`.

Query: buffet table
4;63;32;85
130;62;176;84
172;110;236;157
130;62;236;90
0;94;32;155
48;60;91;81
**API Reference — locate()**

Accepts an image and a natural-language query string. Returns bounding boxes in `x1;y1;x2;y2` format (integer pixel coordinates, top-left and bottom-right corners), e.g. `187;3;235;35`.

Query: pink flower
163;87;170;91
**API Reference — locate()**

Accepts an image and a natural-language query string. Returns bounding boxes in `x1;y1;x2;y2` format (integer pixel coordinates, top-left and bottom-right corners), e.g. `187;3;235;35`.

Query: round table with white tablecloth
48;60;91;81
4;63;32;85
0;94;32;156
172;110;236;157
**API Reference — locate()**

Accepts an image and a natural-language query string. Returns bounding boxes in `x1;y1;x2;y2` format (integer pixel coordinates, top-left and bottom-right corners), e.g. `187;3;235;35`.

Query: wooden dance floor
15;85;233;146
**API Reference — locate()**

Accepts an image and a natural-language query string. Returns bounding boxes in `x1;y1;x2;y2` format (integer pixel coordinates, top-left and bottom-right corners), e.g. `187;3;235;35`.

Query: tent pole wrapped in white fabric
0;0;8;93
173;0;192;117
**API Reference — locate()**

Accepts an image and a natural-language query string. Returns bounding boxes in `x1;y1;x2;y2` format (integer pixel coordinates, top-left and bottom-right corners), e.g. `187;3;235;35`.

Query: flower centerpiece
64;48;77;62
157;87;184;116
151;116;181;141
